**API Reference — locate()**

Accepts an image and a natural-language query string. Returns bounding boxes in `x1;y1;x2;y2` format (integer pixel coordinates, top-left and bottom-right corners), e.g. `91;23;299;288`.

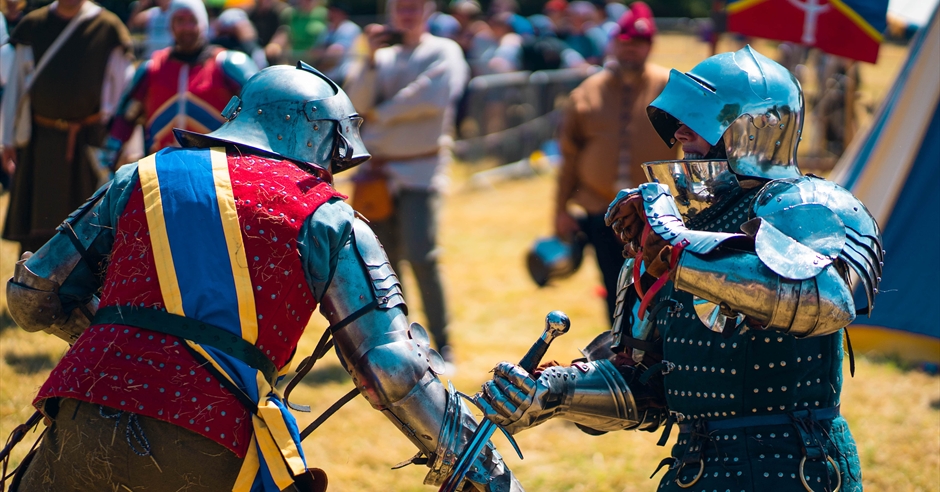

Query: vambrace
6;184;110;343
490;359;664;436
673;248;855;337
555;360;642;432
320;219;518;491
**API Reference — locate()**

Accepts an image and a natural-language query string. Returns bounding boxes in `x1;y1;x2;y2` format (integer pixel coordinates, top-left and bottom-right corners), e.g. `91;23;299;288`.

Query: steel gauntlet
483;359;643;434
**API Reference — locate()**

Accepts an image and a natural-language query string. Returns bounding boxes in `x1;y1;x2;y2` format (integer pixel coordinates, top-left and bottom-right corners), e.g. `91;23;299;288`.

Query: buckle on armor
674;458;704;488
799;455;841;492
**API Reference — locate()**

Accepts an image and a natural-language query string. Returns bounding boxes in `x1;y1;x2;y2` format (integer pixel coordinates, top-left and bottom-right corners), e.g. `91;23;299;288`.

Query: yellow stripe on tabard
138;153;185;315
210;147;259;344
233;434;261;492
256;372;306;476
253;414;297;490
725;0;768;14
258;402;306;476
186;341;240;387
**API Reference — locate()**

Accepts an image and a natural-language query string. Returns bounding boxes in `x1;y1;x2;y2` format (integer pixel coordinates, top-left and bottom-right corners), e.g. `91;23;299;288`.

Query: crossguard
439;312;570;492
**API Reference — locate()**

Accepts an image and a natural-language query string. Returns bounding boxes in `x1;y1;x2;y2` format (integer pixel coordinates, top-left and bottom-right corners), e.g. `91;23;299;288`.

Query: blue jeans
368;189;450;350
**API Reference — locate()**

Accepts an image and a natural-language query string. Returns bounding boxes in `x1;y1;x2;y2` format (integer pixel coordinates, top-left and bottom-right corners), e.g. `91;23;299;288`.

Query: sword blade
439;420;497;492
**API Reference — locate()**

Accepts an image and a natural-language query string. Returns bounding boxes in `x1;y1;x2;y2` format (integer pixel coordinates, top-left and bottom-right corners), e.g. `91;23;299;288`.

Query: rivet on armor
749;135;755;140
277;135;283;140
307;142;312;147
314;125;319;131
257;109;263;114
286;115;291;120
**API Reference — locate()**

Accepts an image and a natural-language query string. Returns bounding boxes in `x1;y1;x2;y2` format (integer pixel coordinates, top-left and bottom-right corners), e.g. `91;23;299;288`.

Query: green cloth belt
93;305;277;386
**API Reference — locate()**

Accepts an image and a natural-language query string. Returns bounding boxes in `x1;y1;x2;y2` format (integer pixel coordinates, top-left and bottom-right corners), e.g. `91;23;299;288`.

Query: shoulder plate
749;176;884;311
216;49;259;88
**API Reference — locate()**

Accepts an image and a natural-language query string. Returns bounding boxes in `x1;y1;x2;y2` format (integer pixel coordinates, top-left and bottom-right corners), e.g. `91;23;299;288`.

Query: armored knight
480;46;882;492
5;63;520;492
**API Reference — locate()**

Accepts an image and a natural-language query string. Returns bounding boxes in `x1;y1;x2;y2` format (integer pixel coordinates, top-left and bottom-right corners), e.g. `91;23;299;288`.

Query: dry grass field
1;34;937;491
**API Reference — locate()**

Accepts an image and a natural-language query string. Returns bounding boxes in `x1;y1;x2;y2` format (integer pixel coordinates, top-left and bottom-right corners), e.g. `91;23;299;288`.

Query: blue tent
831;6;940;363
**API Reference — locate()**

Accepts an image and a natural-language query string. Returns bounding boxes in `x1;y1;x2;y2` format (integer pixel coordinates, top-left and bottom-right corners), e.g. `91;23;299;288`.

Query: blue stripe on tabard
202;345;261;401
149;102;179;140
184;100;225;131
154;147;242;335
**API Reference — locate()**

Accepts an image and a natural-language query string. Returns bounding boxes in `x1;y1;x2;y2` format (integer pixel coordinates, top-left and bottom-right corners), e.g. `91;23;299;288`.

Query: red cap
616;2;656;41
544;0;568;13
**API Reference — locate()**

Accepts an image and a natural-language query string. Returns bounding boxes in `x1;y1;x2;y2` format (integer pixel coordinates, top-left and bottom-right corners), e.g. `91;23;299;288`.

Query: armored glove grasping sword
439;311;570;492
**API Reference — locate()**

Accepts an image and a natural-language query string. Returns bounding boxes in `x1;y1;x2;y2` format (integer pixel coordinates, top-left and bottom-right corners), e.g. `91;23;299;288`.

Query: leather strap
93;306;277;386
676;405;841;434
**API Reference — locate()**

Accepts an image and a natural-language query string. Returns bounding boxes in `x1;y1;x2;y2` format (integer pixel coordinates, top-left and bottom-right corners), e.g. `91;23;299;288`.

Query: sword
439;311;571;492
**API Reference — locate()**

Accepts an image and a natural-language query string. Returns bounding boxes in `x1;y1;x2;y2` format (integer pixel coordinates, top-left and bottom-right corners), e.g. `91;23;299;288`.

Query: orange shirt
556;63;678;215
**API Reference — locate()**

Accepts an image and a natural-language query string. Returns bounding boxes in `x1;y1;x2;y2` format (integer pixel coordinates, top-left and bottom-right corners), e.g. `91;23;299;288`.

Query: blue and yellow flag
139;147;306;491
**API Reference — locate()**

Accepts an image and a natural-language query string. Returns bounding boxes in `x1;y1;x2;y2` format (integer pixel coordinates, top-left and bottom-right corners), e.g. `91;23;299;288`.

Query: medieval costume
481;46;882;492
107;0;257;161
6;64;520;492
0;0;132;252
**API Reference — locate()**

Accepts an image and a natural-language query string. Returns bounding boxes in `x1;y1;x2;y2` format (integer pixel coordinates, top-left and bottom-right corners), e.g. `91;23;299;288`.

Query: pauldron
6;183;110;343
636;176;883;337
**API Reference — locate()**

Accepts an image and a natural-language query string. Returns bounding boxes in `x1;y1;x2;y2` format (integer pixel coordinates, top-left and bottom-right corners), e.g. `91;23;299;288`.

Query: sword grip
519;336;549;373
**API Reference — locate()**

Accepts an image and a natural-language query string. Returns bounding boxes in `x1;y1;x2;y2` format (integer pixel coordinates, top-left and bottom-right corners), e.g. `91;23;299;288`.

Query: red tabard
142;47;240;152
35;154;345;457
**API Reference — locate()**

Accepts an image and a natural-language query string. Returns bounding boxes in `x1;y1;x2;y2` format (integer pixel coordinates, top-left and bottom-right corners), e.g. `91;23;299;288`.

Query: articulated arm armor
320;219;519;491
482;355;665;436
638;177;883;337
6;184;111;343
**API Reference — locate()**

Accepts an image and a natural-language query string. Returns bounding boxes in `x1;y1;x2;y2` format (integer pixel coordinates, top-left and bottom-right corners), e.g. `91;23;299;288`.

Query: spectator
561;1;605;64
0;0;132;254
267;0;327;64
345;0;469;362
486;11;522;73
543;0;567;33
248;0;287;47
522;13;587;71
450;0;496;76
127;0;174;58
212;7;268;68
553;2;675;319
104;0;258;167
0;17;11;191
428;10;460;39
311;0;361;84
3;0;26;30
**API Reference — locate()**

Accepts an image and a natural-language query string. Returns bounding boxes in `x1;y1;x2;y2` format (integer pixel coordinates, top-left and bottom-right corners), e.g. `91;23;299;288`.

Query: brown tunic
3;3;131;249
556;63;677;215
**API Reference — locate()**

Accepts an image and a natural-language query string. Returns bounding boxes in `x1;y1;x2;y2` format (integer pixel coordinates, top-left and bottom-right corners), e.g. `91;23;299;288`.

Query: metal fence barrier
454;66;600;164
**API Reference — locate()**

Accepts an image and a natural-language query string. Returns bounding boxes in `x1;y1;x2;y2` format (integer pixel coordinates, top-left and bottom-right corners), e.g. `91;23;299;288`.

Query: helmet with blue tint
646;45;804;181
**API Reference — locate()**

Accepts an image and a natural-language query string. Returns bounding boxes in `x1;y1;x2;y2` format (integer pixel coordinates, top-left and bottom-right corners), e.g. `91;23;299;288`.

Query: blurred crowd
2;0;637;83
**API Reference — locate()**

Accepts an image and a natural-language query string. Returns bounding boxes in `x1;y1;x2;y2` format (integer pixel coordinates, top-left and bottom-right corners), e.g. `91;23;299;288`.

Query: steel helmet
175;62;370;174
646;45;804;180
